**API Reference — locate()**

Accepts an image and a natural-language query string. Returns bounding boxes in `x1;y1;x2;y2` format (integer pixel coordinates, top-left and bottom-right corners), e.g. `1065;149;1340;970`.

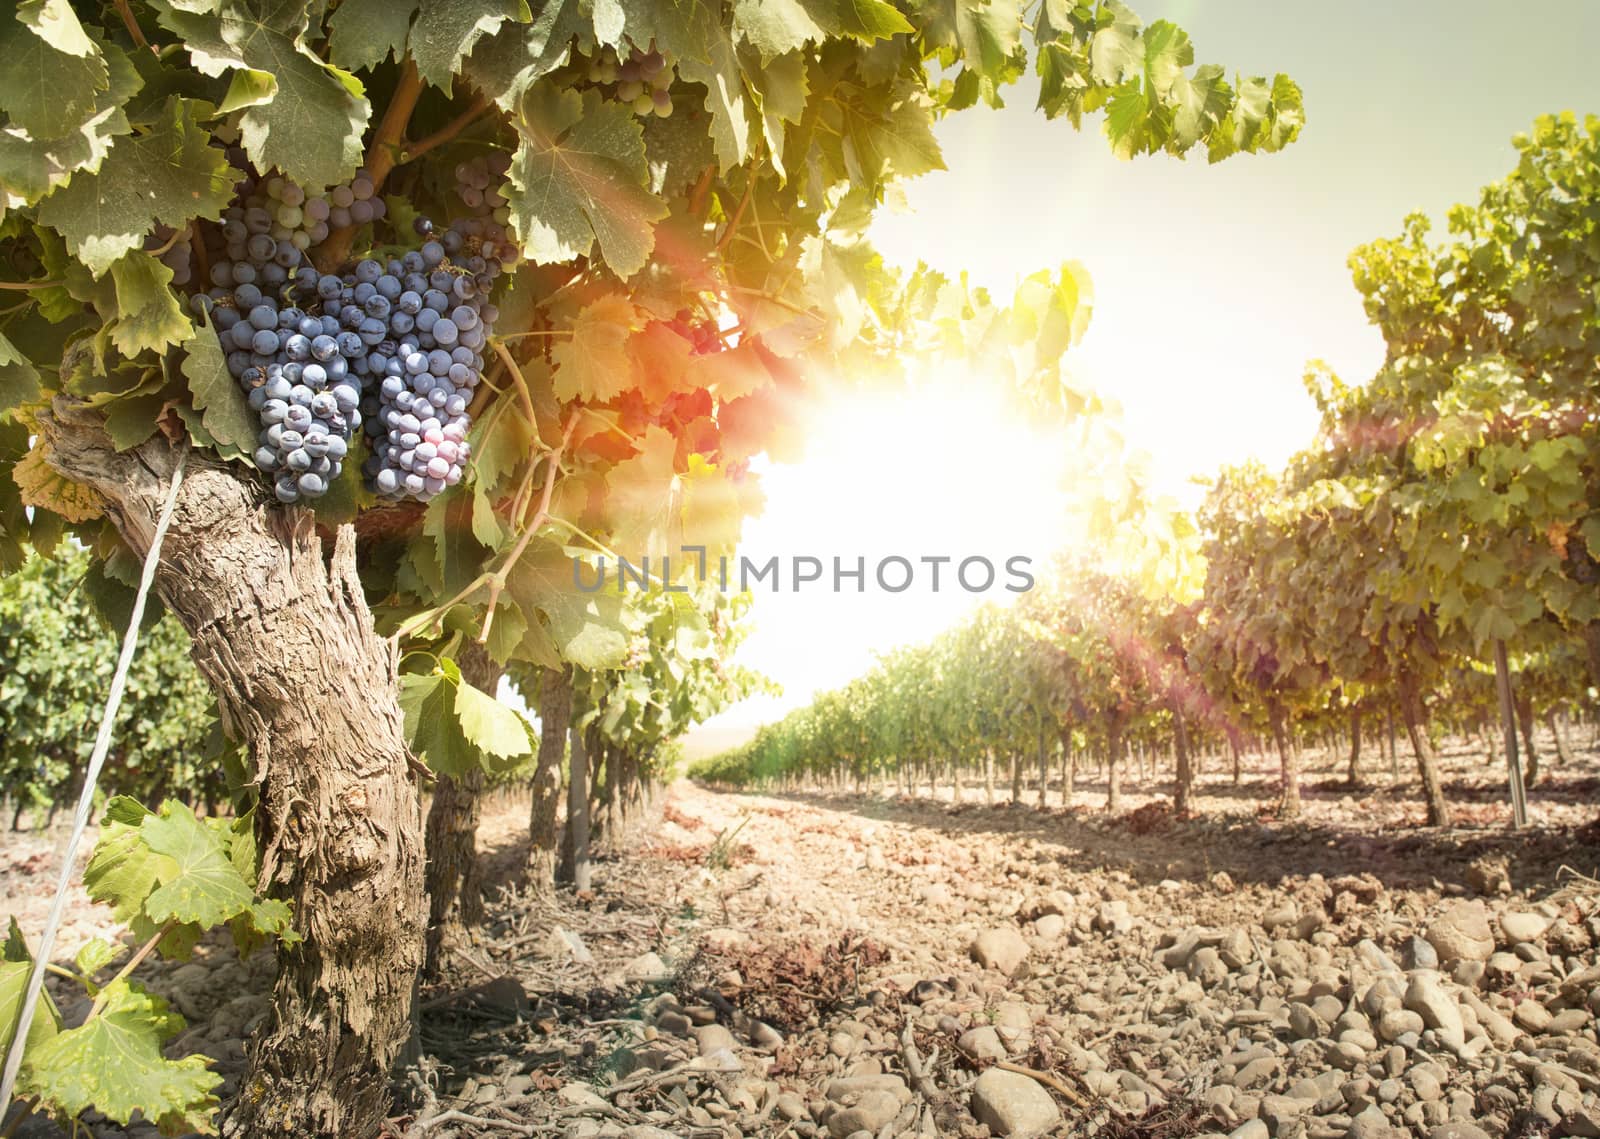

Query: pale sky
684;0;1600;756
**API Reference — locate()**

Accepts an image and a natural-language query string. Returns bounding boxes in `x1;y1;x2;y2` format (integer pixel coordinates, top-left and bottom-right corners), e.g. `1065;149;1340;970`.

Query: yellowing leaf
552;294;642;402
13;441;102;523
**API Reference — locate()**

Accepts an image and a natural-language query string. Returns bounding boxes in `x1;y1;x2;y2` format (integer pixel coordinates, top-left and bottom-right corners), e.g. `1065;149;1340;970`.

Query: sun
684;365;1082;750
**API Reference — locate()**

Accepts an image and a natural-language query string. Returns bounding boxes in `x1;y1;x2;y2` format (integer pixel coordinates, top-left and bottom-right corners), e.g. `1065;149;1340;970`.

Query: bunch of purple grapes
360;211;515;502
191;160;514;504
193;173;376;502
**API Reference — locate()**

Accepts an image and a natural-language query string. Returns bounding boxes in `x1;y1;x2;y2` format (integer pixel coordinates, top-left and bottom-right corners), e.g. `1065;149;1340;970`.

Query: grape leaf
108;253;189;358
152;0;369;189
676;26;752;171
74;937;118;981
20;0;100;58
139;800;256;928
180;316;256;460
409;0;531;90
327;0;418;70
504;540;628;670
731;0;825;58
102;390;170;451
36;97;234;276
422;484;490;596
461;0;585;109
12;441;103;523
399;658;476;777
0;331;42;415
507;88;668;278
811;0;912;41
0;927;62;1065
680;455;760;555
453;680;533;762
551;293;641;402
0;2;108;139
25;980;221;1134
601;425;679;560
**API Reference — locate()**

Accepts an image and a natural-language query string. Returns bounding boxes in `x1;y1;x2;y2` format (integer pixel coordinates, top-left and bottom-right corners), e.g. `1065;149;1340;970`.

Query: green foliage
0;0;1303;712
6;797;297;1135
0;549;220;822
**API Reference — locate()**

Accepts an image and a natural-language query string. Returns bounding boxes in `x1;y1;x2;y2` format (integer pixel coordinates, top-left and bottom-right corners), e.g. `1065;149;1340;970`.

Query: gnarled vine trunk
40;404;424;1139
528;669;570;894
1346;703;1362;786
1171;701;1192;815
423;641;498;978
1265;695;1300;819
1396;668;1450;826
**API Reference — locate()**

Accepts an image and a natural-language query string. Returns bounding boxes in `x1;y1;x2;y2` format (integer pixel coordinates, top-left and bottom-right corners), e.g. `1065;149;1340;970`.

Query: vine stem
85;920;177;1020
112;0;151;51
0;448;188;1111
315;60;424;270
387;414;573;646
403;95;494;163
0;280;60;291
478;414;576;646
714;167;758;254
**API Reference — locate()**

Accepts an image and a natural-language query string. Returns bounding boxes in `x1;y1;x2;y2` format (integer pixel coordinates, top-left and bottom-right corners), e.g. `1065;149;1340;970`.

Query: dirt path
5;740;1599;1138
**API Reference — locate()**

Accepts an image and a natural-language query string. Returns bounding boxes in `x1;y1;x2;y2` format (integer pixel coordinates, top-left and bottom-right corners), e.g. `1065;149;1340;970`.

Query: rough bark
560;723;593;890
1058;728;1074;806
1266;696;1301;819
1105;715;1123;813
982;750;995;804
528;669;570;894
40;404;424;1139
1036;719;1050;809
1396;669;1451;827
1514;692;1540;787
1549;710;1573;766
1171;702;1192;815
1008;750;1022;804
1346;703;1362;786
1227;730;1241;785
422;641;497;979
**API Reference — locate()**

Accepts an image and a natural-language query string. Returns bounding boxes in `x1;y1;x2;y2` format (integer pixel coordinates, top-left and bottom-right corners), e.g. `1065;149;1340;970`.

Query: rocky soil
4;735;1600;1138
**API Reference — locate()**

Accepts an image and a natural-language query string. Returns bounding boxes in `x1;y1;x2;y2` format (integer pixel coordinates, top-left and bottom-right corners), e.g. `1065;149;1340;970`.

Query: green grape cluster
585;41;676;118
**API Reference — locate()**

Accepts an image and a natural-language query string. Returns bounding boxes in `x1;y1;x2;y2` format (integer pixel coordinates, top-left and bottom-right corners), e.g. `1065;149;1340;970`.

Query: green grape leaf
152;0;369;189
461;0;585;109
551;293;641;402
20;0;100;57
399;658;477;777
0;2;109;139
811;0;911;40
327;0;418;69
507;88;668;278
108;253;189;359
35;97;234;277
422;485;490;597
0;926;62;1064
180;317;256;460
102;390;169;451
74;937;118;981
470;477;504;548
25;980;220;1134
676;28;752;170
453;680;534;763
731;0;824;58
139;801;256;928
0;330;42;415
409;0;531;90
505;540;628;670
1168;63;1230;151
